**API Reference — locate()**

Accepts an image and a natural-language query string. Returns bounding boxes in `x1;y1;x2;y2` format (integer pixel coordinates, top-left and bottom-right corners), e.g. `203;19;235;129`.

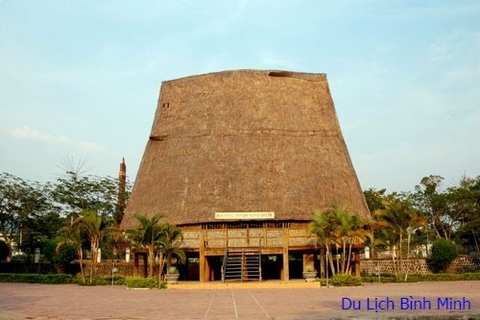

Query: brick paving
0;281;479;319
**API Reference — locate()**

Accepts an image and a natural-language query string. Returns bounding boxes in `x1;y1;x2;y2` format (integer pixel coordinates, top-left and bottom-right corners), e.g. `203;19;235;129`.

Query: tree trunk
148;246;155;278
346;240;353;275
472;228;480;254
319;248;325;278
335;245;339;274
326;244;335;276
399;234;403;261
78;247;85;284
158;251;165;283
405;231;412;282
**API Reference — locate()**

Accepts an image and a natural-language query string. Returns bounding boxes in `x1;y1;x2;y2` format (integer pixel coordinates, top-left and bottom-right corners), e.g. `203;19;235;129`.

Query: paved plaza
1;281;479;319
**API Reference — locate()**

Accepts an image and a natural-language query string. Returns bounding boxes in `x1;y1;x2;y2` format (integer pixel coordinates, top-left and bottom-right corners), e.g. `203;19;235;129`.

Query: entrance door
288;253;303;279
185;253;199;280
208;256;223;281
261;255;282;280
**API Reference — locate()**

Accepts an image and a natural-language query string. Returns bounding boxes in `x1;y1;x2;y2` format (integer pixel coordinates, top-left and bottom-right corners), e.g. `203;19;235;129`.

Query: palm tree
158;223;186;279
308;205;367;276
72;209;108;282
125;213;165;278
377;200;409;260
307;209;337;275
365;208;390;259
57;223;85;283
344;214;368;275
376;198;427;278
332;206;356;274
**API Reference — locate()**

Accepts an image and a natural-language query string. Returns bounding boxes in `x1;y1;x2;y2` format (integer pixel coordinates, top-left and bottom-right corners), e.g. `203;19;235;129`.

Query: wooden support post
282;228;289;281
354;250;361;277
134;251;139;277
143;253;148;278
199;231;208;282
320;248;325;278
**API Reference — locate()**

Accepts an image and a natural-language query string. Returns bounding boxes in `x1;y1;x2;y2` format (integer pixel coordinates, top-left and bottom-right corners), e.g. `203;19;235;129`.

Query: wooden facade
177;221;361;281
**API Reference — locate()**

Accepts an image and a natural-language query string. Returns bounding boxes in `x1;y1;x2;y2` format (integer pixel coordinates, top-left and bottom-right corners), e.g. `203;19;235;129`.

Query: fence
361;257;480;275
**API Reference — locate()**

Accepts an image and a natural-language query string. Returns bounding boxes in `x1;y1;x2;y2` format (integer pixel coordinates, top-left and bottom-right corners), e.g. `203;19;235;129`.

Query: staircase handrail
221;246;228;282
241;249;245;282
258;238;262;281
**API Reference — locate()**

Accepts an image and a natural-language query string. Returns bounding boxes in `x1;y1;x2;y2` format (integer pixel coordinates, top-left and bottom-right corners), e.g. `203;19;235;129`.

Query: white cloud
2;125;105;153
3;125;70;145
77;141;105;152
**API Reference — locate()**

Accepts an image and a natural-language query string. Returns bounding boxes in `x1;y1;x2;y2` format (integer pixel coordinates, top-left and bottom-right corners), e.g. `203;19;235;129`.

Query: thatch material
121;70;370;229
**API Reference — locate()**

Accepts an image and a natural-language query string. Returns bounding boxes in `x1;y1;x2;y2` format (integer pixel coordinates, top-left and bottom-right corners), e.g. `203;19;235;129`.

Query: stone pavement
1;281;480;319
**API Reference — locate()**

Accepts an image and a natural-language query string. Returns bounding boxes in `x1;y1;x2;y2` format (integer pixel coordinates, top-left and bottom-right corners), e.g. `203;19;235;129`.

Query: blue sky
1;0;479;192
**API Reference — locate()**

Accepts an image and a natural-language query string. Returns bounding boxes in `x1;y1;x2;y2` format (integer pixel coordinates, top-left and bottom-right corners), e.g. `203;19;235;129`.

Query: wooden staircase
222;248;262;282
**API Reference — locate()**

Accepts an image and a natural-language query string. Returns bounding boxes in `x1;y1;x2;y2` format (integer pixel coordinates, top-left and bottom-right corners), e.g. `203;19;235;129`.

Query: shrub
43;239;77;273
168;266;179;274
74;275;125;286
125;277;162;289
330;274;362;287
428;238;458;273
0;241;9;262
10;254;29;263
0;273;73;284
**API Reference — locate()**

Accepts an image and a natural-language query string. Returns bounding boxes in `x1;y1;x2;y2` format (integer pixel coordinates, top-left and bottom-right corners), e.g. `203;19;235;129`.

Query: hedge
0;273;73;284
125;276;166;289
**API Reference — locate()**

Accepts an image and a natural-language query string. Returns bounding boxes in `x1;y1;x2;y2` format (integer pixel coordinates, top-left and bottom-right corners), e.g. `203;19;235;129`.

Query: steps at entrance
223;248;261;282
168;280;322;290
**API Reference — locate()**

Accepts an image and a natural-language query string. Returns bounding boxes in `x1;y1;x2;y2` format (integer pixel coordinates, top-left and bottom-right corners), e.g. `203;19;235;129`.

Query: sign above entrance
215;212;275;220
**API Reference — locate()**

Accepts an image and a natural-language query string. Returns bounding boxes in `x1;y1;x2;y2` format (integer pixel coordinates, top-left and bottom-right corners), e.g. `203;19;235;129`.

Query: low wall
81;261;136;278
361;257;480;275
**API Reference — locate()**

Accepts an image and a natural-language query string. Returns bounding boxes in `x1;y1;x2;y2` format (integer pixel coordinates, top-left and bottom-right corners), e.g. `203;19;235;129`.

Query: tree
307;205;366;275
376;199;413;260
363;188;399;258
344;213;368;275
327;206;368;275
126;213;165;278
0;173;53;255
72;209;108;282
58;222;86;283
158;223;186;278
308;209;337;275
375;195;427;280
449;176;480;254
51;172;123;222
413;175;452;239
0;240;9;262
428;238;458;273
43;237;77;273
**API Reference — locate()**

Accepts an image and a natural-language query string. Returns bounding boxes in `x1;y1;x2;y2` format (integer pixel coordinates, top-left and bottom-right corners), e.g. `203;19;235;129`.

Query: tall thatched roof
121;70;370;229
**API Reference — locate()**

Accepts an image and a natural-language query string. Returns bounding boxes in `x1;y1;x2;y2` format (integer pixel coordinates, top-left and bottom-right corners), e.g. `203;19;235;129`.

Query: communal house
121;70;371;282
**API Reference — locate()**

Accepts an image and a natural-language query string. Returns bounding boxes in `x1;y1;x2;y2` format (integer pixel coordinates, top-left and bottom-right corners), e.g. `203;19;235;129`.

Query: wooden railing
180;222;315;251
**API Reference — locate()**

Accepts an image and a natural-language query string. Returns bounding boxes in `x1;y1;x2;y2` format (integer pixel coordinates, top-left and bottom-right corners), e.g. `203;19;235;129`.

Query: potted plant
165;266;180;284
302;265;317;282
